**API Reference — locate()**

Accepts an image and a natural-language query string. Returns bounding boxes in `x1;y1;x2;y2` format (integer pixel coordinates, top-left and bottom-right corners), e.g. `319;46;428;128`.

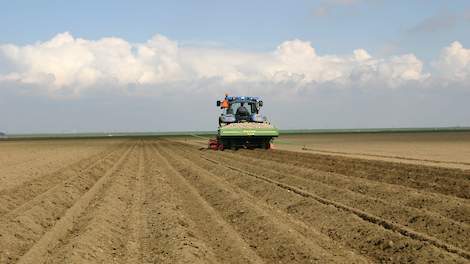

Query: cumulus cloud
1;33;470;132
434;41;470;81
0;32;436;97
0;33;184;94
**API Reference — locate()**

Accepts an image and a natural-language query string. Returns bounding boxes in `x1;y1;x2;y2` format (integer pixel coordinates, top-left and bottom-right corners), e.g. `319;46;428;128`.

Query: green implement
209;95;279;150
219;125;279;137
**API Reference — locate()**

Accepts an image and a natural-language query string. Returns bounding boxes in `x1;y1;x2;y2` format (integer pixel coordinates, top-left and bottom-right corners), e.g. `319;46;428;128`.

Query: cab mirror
216;100;221;107
259;101;263;107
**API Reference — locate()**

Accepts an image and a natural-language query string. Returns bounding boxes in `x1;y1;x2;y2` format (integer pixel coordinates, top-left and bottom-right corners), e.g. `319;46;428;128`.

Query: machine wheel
263;139;271;149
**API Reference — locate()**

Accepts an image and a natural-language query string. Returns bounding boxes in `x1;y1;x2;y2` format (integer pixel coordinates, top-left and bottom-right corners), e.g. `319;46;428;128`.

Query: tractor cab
217;96;265;125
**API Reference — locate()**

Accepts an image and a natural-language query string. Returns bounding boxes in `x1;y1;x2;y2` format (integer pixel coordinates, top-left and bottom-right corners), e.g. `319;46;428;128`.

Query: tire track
4;142;135;264
197;154;470;261
155;141;370;263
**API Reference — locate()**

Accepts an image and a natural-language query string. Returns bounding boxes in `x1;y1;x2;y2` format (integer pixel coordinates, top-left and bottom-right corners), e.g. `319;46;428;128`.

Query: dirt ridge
15;143;135;264
206;147;470;248
200;154;470;260
1;138;469;263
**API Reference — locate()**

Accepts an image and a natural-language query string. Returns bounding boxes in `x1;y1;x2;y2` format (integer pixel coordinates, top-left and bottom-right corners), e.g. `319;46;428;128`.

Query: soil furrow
202;145;470;250
197;153;470;261
43;143;141;264
240;148;470;199
123;141;145;264
2;143;135;264
0;140;125;192
216;146;470;225
148;142;265;264
162;142;373;263
0;144;124;218
155;141;371;263
2;138;468;263
301;147;470;166
156;141;468;262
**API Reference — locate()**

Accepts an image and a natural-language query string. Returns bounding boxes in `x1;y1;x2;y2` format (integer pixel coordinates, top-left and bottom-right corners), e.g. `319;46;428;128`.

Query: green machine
209;95;279;150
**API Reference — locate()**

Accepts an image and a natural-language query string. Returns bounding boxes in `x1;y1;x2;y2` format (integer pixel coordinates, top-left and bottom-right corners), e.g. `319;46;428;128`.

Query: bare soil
275;132;470;170
0;138;469;263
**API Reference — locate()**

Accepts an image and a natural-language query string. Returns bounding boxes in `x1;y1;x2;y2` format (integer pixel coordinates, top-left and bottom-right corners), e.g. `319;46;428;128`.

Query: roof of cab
227;96;261;102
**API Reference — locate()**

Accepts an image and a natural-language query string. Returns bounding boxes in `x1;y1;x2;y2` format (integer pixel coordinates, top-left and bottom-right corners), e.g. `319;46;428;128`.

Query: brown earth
178;132;470;170
0;138;469;263
275;132;470;170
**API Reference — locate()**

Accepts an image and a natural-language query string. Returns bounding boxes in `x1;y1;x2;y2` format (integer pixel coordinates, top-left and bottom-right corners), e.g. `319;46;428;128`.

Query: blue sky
2;0;469;58
1;1;470;133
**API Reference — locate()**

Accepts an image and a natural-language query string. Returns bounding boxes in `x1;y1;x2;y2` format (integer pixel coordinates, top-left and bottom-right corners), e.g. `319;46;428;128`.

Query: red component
208;139;219;150
208;138;225;151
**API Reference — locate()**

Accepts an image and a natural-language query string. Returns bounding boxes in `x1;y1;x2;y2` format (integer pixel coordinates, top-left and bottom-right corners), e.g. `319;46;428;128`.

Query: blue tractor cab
217;96;266;125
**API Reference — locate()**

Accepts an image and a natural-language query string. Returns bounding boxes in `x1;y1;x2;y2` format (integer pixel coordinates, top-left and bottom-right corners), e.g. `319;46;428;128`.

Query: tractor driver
236;102;249;121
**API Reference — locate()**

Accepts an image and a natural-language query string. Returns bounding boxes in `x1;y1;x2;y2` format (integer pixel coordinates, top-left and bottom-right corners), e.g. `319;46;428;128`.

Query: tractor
209;94;279;150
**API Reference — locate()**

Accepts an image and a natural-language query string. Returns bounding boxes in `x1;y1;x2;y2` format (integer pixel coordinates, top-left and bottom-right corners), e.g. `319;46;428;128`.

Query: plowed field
1;139;469;263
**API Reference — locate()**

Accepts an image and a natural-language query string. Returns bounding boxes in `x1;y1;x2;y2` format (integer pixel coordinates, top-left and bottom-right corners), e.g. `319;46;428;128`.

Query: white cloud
0;33;185;94
1;32;466;97
434;41;470;81
1;34;470;132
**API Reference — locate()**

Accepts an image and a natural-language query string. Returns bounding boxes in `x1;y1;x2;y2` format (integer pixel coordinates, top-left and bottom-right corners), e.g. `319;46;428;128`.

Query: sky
1;0;470;133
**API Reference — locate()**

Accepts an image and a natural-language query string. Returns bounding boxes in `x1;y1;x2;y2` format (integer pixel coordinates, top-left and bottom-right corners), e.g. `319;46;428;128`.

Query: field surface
275;132;470;170
182;132;470;170
0;137;469;263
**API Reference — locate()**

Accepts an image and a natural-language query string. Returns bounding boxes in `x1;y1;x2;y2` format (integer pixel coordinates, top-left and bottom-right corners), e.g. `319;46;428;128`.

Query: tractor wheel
263;140;271;149
231;144;238;150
